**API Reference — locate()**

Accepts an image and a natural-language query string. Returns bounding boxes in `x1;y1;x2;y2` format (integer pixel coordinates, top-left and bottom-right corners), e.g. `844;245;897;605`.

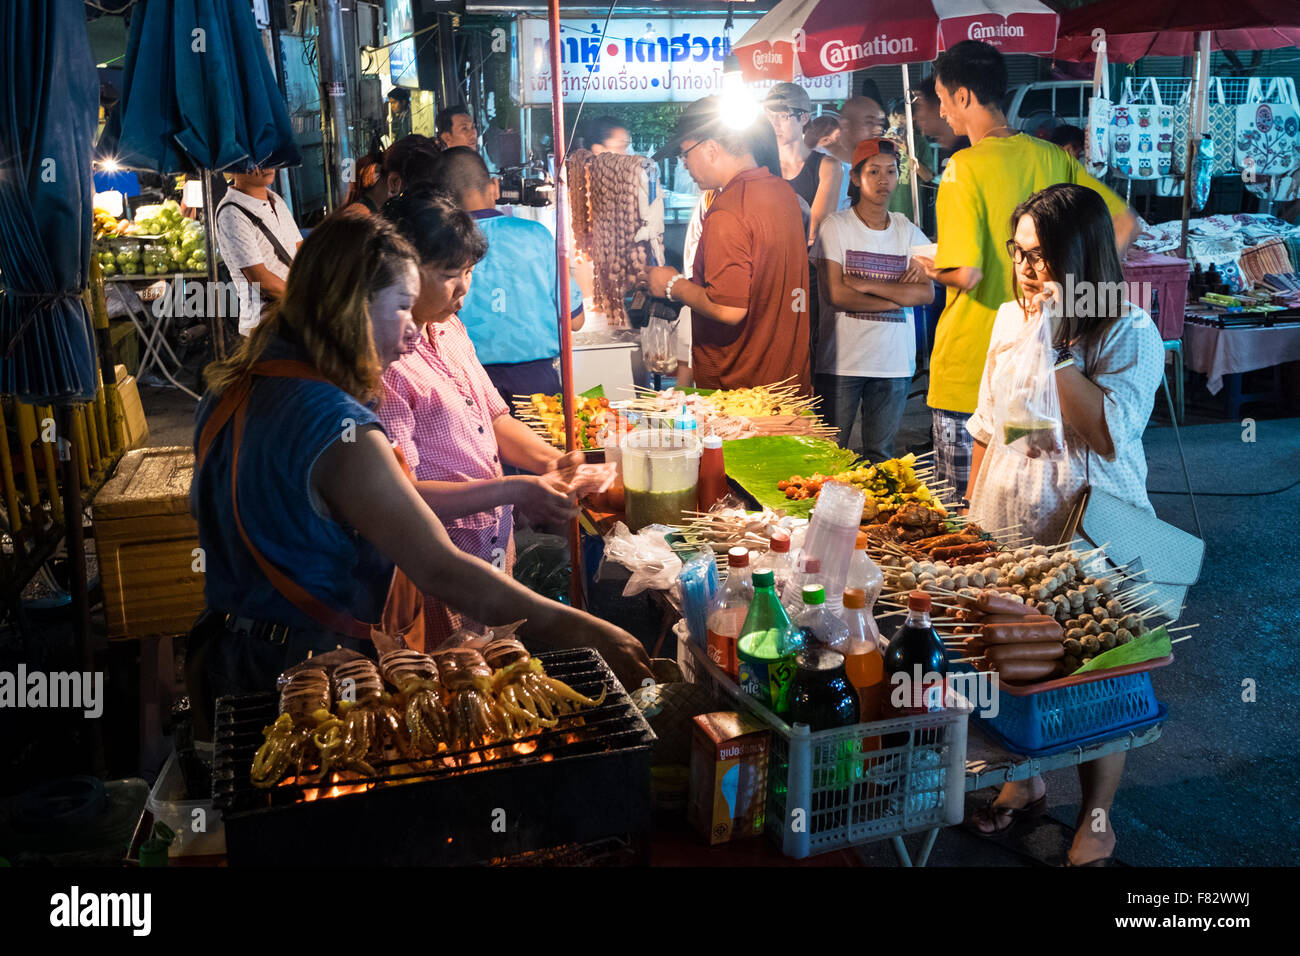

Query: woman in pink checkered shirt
379;186;586;643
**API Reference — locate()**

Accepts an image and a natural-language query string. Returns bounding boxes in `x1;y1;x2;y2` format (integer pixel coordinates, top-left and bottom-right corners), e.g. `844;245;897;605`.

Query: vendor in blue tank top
186;211;650;736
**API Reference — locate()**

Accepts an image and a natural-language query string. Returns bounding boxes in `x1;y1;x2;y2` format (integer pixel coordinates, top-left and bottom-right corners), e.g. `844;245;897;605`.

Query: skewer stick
1170;635;1196;645
1166;623;1199;632
952;656;985;664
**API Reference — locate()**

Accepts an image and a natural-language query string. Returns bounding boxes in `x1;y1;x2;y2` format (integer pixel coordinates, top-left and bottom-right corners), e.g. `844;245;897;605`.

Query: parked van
1003;81;1094;136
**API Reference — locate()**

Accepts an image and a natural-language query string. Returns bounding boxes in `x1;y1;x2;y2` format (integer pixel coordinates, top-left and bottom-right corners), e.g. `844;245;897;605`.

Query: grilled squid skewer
380;648;450;755
251;668;331;788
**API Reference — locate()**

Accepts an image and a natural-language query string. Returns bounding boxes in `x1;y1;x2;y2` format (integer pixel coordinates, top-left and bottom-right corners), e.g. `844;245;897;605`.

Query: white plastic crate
677;624;970;859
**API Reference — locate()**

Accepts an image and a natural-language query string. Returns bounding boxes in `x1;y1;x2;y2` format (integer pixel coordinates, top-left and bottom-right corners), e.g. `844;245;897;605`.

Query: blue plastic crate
978;670;1164;755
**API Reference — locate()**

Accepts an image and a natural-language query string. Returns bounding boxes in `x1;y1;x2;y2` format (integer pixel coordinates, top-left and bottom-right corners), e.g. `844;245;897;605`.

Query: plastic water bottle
801;481;866;618
753;529;794;596
781;553;822;614
793;585;849;650
844;532;883;643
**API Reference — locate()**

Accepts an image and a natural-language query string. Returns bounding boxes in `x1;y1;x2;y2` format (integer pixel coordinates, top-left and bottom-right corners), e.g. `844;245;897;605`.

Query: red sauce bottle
697;434;727;512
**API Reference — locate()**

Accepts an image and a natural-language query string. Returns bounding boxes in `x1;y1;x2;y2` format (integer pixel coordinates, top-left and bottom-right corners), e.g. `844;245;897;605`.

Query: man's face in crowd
765;106;808;143
840;97;889;148
442;113;478;149
935;78;971;138
593;127;631;154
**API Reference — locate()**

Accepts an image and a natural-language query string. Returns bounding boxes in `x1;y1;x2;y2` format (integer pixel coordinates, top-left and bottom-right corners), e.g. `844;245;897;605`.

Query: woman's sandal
1064;852;1113;867
963;793;1048;838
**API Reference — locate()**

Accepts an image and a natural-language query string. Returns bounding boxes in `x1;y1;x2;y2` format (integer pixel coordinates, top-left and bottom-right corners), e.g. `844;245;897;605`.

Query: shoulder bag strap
198;361;373;640
217;199;295;270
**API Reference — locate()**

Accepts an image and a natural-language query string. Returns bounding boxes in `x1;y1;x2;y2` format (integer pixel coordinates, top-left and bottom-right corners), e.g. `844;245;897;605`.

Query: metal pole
202;171;225;360
547;0;583;610
901;65;921;228
317;0;352;210
60;404;104;776
1179;32;1211;259
437;12;458;111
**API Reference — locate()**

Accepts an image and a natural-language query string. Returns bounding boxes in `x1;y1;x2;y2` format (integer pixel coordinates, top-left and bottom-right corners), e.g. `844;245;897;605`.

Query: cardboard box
114;363;149;449
688;711;770;845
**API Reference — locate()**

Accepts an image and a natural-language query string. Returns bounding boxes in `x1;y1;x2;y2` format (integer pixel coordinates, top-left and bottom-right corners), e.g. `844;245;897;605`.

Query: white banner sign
518;17;851;106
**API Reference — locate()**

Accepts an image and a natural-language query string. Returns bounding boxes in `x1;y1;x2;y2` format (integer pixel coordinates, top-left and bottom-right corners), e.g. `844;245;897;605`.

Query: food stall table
1183;320;1300;415
105;274;205;400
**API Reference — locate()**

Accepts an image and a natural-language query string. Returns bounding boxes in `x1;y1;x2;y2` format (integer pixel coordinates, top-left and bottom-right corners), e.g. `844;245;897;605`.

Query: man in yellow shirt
916;40;1137;498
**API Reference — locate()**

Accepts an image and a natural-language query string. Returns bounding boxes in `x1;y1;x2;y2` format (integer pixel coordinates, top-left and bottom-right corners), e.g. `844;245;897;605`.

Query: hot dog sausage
976;614;1058;628
992;658;1058;683
981;620;1064;644
932;542;995;562
964;590;1040;617
985;641;1065;662
915;533;978;550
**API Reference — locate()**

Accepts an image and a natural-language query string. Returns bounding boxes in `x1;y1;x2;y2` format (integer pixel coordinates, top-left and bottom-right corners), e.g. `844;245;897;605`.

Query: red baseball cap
851;138;899;169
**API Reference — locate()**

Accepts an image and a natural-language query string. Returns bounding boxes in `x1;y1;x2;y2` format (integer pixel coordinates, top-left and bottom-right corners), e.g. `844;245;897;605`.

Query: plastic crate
967;656;1171;756
679;625;970;859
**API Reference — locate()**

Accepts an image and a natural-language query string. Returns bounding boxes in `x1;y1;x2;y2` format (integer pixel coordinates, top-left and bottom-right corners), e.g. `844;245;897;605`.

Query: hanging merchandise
569;151;666;328
1194;134;1215;211
1109;78;1174;180
1235;102;1300;177
1085;37;1111;177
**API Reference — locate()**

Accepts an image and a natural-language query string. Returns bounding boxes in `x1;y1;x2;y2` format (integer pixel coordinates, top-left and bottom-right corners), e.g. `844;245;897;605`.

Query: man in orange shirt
649;97;811;394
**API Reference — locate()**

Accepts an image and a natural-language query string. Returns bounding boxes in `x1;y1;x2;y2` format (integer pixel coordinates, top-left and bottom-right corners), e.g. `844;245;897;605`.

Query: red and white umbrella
735;0;1059;82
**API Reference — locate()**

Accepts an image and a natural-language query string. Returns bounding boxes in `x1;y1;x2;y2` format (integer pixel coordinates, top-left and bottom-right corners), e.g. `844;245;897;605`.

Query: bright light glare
720;70;760;130
100;158;122;173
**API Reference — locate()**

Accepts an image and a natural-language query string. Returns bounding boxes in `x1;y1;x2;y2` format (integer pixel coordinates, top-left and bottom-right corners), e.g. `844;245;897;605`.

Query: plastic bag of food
991;303;1065;460
601;521;683;596
641;312;680;375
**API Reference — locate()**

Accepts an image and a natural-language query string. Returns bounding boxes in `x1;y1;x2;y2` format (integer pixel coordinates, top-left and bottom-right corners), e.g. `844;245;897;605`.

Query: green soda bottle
737;569;803;716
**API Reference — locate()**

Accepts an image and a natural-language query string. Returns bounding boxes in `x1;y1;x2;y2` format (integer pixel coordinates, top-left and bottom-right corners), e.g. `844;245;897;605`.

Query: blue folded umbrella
0;0;100;404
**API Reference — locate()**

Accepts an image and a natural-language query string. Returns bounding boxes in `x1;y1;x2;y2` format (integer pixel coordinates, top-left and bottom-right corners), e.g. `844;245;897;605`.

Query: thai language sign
518;17;850;106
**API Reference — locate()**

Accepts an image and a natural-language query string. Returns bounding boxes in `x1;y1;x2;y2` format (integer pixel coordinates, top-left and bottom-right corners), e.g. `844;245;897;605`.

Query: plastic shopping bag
991;305;1065;461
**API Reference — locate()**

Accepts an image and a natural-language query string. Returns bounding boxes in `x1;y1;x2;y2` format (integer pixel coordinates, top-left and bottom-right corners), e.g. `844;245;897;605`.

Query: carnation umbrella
734;0;1059;233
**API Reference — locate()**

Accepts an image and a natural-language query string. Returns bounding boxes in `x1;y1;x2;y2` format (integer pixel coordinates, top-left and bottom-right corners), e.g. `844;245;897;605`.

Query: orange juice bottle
837;588;886;748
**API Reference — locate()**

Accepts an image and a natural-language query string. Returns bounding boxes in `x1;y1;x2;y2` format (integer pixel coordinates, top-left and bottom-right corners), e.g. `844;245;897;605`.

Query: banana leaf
1073;626;1172;675
722;436;860;517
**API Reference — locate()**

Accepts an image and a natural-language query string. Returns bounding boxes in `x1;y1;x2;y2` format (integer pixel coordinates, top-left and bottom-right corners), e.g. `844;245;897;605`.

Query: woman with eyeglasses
763;83;843;246
962;184;1163;865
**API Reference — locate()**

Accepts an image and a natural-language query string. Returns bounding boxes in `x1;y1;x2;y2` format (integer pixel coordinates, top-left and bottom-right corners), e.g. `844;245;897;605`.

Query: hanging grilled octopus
483;638;607;732
378;648;449;757
312;658;406;779
250;668;332;788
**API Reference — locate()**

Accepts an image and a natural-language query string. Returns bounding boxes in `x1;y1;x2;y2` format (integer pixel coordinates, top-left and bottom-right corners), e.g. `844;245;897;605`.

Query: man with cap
648;96;811;395
764;82;843;246
812;138;933;464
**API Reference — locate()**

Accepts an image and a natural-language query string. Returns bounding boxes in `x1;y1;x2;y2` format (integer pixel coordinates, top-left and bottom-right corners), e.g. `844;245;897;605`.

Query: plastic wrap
678;551;720;648
601;521;683;596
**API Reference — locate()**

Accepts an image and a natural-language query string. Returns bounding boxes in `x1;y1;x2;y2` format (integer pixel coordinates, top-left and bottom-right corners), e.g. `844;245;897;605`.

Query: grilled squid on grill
485;639;607;730
432;647;509;751
314;659;405;779
251;668;331;788
379;648;449;756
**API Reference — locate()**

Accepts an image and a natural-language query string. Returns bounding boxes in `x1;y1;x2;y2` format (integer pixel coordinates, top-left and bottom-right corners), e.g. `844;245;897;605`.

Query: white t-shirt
214;187;302;335
811;208;928;378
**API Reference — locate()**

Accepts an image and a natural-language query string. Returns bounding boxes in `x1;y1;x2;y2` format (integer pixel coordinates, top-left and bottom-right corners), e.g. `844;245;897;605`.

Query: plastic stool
1163;338;1184;424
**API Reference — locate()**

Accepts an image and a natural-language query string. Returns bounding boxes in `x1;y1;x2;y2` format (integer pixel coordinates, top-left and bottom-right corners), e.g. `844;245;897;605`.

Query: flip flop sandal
1064;854;1113;867
963;793;1047;839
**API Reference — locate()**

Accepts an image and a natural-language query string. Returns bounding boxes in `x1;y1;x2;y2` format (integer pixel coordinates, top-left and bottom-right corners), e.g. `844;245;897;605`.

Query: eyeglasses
765;108;808;120
681;139;708;159
1005;240;1047;271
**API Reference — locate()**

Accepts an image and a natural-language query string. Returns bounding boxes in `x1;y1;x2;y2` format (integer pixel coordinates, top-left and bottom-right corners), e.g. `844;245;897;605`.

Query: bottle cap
802;585;825;605
798;555;822;574
843;588;866;609
752;569;776;588
907;590;932;612
703;434;722;449
727;546;749;568
855;531;870;550
769;530;790;553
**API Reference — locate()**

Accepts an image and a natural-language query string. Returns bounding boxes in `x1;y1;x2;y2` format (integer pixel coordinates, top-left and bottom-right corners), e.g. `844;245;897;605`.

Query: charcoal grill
212;648;655;865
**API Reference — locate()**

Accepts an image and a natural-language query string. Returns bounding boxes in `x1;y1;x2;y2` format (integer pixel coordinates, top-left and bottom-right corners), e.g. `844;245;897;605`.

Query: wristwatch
664;273;688;302
1052;345;1077;372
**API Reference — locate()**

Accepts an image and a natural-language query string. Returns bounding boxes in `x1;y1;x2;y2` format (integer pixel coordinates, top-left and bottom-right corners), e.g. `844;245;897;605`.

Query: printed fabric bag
1235;102;1300;176
1111;78;1175;180
1085;39;1111;176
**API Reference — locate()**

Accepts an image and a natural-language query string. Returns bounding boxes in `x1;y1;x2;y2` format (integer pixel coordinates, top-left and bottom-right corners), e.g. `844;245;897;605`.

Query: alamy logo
50;886;151;936
0;666;103;718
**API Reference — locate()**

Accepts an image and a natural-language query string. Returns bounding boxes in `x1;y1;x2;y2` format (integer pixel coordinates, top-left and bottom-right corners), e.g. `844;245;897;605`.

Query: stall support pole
60;404;105;777
317;0;352;210
900;65;921;228
1179;32;1212;259
548;0;584;609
